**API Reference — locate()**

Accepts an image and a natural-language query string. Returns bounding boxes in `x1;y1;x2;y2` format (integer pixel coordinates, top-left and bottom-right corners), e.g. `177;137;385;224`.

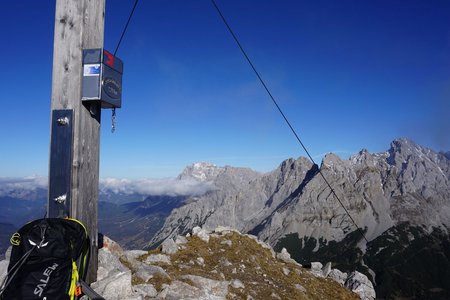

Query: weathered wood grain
49;0;105;283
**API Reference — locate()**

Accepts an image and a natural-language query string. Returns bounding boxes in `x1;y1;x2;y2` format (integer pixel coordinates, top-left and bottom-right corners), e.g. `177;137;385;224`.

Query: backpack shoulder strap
78;279;105;300
0;246;35;297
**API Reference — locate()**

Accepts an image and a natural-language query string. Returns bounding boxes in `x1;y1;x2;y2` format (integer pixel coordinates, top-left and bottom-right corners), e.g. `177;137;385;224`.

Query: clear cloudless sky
0;0;449;179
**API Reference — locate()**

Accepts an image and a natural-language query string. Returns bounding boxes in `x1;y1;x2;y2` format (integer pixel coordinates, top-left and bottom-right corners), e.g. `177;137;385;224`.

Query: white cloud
0;176;48;194
99;177;214;196
0;176;214;198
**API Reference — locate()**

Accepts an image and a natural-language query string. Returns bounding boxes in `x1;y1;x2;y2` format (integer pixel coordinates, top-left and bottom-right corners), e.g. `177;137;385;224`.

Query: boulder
90;270;134;300
231;279;245;289
102;235;124;257
181;274;229;298
328;268;347;286
159;278;227;300
133;283;158;298
220;240;232;247
321;262;332;277
123;253;169;282
124;250;148;261
192;226;210;243
0;260;9;284
161;238;178;255
276;248;299;265
175;235;188;245
309;262;324;277
97;248;129;281
345;271;376;300
159;280;205;299
144;254;171;265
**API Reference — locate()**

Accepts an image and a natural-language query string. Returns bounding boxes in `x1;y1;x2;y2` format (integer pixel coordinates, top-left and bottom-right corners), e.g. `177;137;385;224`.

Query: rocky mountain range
147;138;450;299
1;138;449;299
150;139;450;243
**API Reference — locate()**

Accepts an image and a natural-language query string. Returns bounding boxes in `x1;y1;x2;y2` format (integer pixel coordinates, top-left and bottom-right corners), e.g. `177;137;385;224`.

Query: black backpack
0;218;103;300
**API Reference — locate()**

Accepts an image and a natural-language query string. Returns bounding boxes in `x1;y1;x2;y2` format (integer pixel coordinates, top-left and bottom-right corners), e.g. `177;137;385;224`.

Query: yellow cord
68;261;79;300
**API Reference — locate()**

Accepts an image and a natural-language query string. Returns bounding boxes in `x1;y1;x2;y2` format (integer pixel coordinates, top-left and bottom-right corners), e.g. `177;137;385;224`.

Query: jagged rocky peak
321;152;346;170
389;137;422;153
350;148;373;163
387;137;434;166
272;156;314;181
177;162;223;181
386;138;449;183
280;156;312;170
178;162;263;190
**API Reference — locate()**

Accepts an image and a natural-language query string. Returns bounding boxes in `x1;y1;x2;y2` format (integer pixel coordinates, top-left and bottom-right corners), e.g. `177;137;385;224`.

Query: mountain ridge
1;138;449;298
150;138;450;246
146;138;450;299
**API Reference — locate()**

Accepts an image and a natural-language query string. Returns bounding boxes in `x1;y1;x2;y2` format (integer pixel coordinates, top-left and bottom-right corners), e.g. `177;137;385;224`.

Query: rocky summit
86;227;372;299
0;226;374;299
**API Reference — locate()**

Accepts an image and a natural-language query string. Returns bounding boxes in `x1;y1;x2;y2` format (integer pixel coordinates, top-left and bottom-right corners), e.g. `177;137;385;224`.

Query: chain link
111;108;116;133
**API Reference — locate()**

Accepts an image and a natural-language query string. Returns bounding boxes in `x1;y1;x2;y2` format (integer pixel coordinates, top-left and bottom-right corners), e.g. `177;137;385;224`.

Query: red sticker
104;50;114;67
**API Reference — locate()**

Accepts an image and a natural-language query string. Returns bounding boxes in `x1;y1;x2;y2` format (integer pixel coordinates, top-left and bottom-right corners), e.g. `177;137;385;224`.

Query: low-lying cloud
99;177;214;196
0;176;214;198
0;176;48;198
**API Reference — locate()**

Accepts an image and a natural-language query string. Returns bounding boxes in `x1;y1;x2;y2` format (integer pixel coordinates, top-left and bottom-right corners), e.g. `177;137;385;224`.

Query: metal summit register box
82;49;123;108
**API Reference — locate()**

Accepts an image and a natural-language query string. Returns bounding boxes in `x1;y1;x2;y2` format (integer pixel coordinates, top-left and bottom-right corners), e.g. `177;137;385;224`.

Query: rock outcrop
0;219;376;299
57;228;372;299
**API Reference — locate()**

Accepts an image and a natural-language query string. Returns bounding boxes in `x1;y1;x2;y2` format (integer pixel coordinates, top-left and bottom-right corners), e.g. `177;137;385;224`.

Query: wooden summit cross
48;0;106;282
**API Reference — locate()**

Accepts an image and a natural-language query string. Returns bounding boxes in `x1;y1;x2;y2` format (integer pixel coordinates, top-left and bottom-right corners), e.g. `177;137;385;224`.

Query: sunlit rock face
149;138;450;299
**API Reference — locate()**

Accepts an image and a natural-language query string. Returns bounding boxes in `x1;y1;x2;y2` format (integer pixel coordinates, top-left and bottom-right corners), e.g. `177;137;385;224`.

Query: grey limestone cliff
150;138;450;248
147;138;450;299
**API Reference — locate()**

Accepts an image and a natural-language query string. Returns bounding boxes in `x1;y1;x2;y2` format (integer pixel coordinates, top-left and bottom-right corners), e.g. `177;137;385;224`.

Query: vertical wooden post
49;0;105;282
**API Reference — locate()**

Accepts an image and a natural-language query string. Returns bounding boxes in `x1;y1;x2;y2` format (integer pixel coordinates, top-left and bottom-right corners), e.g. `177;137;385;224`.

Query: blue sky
0;0;449;179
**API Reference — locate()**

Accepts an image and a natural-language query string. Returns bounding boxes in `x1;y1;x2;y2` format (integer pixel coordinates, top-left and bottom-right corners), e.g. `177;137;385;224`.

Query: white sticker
84;64;101;76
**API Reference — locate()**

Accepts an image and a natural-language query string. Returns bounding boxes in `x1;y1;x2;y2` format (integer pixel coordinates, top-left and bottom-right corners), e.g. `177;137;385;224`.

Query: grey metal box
82;49;123;108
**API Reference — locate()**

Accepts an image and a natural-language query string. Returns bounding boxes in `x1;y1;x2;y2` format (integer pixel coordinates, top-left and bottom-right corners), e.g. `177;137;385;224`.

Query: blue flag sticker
83;64;101;76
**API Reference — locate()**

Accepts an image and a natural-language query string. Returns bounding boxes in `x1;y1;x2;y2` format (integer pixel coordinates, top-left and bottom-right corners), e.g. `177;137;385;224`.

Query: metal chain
112;108;116;133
